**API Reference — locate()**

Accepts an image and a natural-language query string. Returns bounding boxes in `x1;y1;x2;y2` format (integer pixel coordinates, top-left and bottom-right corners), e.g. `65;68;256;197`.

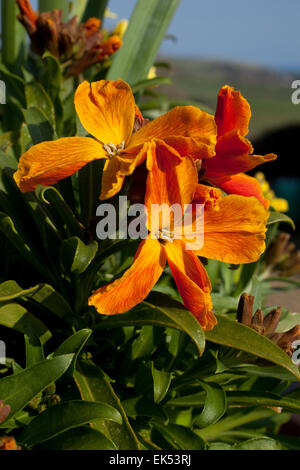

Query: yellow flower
255;172;289;212
113;19;129;38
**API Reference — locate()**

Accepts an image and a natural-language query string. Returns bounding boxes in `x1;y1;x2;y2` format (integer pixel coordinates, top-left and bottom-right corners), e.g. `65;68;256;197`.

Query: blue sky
31;0;300;71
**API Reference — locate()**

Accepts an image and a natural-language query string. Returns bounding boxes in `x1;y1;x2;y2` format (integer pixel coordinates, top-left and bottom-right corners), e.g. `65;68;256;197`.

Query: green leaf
107;0;180;84
0;280;40;302
131;326;161;360
40;52;62;102
25;334;45;367
0;64;25;107
267;211;295;230
1;0;27;66
235;437;283;450
210;293;238;313
70;0;89;22
278;311;300;332
35;426;116;450
205;314;300;381
0;303;51;345
27;284;73;319
131;77;172;93
193;381;227;428
25;82;55;128
39;0;69;21
82;0;109;22
36;186;84;239
226;391;300;414
122;396;166;421
18;400;122;447
61;237;98;274
151;421;205;450
0;150;18;171
151;363;172;404
74;361;140;450
97;294;205;357
53;329;92;374
22;106;55;145
0;354;74;424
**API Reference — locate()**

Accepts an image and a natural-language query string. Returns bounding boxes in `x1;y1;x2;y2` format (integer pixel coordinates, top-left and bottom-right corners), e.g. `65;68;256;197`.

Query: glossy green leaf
151;421;205;450
151;363;172;404
227;391;300;414
122;396;166;421
61;237;98;274
98;295;205;357
18;400;122;447
27;284;73;319
25;82;55;128
22;106;55;145
74;361;140;450
107;0;180;84
193;381;227;428
267;211;295;230
205;314;300;381
25;334;45;367
0;354;74;424
0;280;40;302
53;329;92;374
40;52;62;102
235;437;283;450
0;150;18;171
0;303;51;345
35;426;116;450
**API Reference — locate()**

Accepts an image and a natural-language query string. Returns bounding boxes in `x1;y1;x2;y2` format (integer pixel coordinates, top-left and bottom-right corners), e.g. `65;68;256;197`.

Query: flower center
103;141;125;159
155;228;177;244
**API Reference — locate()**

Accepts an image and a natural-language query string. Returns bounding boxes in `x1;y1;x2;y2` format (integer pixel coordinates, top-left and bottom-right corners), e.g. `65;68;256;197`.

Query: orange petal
192;184;222;210
89;237;166;315
74;79;135;146
215;85;251;137
14;137;105;192
196;194;269;264
212;173;270;209
145;140;198;231
100;153;141;200
204;130;276;177
163;240;216;331
128;106;217;159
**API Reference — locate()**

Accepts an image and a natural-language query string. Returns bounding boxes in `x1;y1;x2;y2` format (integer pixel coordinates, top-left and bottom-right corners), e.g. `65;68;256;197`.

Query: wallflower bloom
14;79;217;200
255;172;289;212
89;142;269;330
202;86;277;209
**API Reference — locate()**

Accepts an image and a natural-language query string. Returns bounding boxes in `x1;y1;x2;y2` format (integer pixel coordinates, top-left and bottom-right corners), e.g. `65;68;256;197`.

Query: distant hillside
157;57;300;138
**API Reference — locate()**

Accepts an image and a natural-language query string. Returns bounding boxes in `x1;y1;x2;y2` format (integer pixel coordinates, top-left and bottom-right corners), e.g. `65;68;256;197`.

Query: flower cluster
16;0;122;75
14;80;276;330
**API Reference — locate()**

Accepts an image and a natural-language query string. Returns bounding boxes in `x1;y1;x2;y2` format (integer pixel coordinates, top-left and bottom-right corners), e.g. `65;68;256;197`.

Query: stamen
103;141;126;159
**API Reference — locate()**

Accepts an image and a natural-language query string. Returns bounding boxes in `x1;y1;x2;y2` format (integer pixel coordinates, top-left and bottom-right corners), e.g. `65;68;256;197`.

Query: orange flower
202;86;277;208
89;141;269;330
14;79;217;201
0;436;19;451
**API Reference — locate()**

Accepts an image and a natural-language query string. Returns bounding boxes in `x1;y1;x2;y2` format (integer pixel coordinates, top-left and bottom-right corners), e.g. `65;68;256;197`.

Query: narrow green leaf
193;381;227;428
122;396;166;421
25;334;45;367
25;82;55;128
227;391;300;414
39;0;69;21
0;150;18;171
151;421;205;450
0;354;74;423
151;363;172;404
235;437;283;450
61;237;98;274
70;0;89;22
205;314;300;381
0;303;51;345
18;400;122;447
82;0;109;22
35;426;116;450
22;106;55;144
131;77;172;93
53;329;92;374
107;0;180;84
1;0;27;66
74;361;140;450
267;211;295;230
0;280;40;302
